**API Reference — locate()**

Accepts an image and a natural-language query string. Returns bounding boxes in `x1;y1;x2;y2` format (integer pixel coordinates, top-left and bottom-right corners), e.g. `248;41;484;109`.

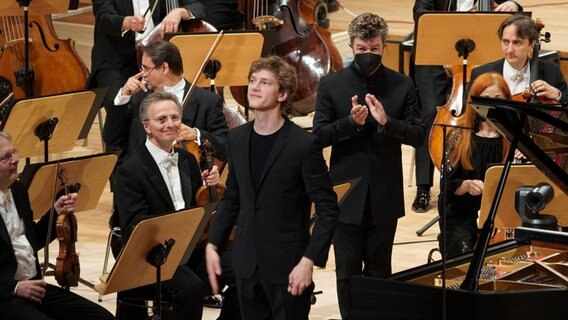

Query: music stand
168;32;264;119
0;0;70;97
19;153;118;220
95;206;210;317
18;152;117;288
0;90;100;161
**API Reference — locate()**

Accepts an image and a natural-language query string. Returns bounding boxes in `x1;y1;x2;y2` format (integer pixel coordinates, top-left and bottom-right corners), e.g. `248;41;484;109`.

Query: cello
0;14;89;98
232;0;343;114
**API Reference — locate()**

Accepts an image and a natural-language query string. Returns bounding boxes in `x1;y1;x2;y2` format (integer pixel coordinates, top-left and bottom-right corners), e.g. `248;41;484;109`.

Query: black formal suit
470;58;568;105
313;63;425;319
0;181;114;320
209;118;338;318
88;0;206;151
114;144;205;320
314;64;425;225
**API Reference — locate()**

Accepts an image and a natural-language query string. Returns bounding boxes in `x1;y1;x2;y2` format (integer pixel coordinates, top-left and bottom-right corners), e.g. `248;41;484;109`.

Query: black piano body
349;98;568;320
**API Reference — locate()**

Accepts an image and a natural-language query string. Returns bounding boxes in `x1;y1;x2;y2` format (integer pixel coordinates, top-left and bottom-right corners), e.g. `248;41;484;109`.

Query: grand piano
349;98;568;320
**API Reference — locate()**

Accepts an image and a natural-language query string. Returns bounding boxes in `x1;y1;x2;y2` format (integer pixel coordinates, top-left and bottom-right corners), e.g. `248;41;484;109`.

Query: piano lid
470;96;568;194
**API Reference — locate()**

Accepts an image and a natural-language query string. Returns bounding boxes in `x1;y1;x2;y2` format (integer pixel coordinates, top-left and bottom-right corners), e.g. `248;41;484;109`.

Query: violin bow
180;30;225;111
42;161;61;278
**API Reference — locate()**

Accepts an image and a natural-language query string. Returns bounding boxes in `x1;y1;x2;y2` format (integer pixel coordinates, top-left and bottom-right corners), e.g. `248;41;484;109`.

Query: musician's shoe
412;187;430;213
326;0;339;12
203;295;223;309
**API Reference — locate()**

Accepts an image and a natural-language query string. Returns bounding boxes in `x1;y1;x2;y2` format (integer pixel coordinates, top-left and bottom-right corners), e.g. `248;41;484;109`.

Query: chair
98;226;121;302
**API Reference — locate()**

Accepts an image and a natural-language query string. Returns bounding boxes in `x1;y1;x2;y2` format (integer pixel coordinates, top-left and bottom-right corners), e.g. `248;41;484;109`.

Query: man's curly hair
348;12;388;45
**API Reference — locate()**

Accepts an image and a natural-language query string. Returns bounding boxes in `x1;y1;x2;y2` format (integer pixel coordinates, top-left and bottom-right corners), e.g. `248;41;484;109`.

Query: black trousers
116;265;205;320
1;283;114;320
92;65;138;153
188;246;241;320
334;214;398;320
413;65;451;187
236;271;313;320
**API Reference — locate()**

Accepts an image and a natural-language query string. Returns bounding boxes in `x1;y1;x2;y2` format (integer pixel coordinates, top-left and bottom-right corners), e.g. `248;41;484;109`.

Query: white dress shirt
503;60;531;95
145;139;186;210
0;189;38;281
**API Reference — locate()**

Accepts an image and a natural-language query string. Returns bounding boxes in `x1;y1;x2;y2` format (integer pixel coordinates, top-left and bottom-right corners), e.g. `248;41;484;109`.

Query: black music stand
96;206;212;319
0;0;70;97
0;90;101;162
168;31;264;119
18;153;118;288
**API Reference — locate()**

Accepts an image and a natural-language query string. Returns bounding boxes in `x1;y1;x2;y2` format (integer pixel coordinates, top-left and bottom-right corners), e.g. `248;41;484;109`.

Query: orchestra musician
312;13;425;319
206;56;339;320
410;0;523;213
470;14;568;104
113;92;219;320
111;40;228;160
438;72;512;258
88;0;207;154
0;131;114;320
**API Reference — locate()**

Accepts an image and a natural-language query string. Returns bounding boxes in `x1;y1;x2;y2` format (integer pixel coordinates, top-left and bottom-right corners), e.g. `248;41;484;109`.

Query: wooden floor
28;0;568;318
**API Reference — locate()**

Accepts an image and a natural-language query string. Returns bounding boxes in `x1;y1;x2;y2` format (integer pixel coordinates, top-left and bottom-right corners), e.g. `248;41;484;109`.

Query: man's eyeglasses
0;149;18;163
140;64;160;74
147;115;181;125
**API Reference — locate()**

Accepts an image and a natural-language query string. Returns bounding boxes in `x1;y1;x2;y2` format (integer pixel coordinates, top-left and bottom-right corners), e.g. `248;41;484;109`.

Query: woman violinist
437;72;513;259
88;0;207;154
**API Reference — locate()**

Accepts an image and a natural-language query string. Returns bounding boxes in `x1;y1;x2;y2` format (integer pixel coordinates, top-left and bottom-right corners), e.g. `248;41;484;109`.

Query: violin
0;14;89;98
194;140;232;248
54;167;81;288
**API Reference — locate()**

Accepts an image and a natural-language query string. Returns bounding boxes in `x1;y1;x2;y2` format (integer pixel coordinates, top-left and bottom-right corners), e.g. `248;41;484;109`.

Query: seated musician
438;72;513;258
89;0;207;154
0;131;114;320
471;14;568;105
113;92;219;320
110;40;228;159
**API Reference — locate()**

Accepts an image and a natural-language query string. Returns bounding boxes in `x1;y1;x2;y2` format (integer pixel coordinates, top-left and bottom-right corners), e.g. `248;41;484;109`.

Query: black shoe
412;188;430;213
326;0;339;12
203;295;223;309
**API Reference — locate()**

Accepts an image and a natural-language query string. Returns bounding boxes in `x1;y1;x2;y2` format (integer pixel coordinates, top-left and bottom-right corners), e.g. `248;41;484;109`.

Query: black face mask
354;52;382;78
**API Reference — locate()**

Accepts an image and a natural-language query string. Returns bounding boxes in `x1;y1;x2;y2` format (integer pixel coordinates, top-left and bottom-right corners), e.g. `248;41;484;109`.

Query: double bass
233;0;343;114
0;14;89;98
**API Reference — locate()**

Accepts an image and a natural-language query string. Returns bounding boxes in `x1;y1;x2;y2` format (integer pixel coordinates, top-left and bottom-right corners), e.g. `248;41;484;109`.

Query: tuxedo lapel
178;155;194;206
140;148;176;209
182;80;199;127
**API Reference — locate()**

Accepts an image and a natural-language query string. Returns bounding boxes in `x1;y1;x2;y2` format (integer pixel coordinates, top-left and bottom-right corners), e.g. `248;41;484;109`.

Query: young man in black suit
410;0;522;213
113;91;220;320
470;14;568;104
206;56;339;320
0;132;114;320
313;12;426;319
88;0;207;154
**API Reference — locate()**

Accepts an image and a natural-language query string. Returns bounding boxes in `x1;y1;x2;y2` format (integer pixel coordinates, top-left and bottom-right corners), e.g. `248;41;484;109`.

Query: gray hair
139;91;182;122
